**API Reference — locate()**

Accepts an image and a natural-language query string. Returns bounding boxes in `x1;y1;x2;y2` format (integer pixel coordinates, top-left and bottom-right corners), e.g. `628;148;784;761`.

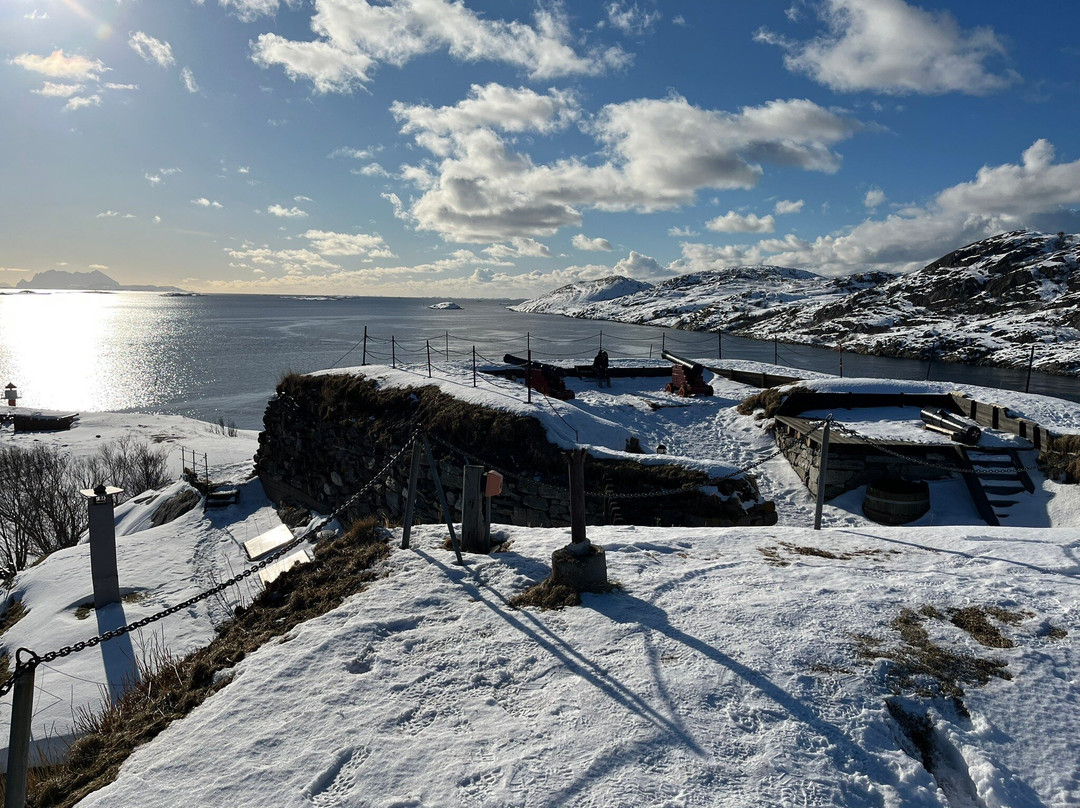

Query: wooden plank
244;524;295;561
259;548;313;586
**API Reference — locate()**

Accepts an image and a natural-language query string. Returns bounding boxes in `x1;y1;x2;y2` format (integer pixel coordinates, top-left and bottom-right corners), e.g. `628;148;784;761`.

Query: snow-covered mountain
12;269;186;292
515;231;1080;375
512;274;653;312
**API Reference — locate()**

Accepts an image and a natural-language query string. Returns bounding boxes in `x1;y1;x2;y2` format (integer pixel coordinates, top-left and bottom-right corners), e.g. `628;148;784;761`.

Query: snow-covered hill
511;275;653;312
515;231;1080;375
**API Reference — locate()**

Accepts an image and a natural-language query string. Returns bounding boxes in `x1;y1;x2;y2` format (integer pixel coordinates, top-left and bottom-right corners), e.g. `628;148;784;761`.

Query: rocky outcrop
255;372;776;529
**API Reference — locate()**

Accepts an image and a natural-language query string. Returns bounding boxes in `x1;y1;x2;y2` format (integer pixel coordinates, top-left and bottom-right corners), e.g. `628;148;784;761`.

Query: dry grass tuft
509;578;581;611
22;517;389;808
736;385;811;418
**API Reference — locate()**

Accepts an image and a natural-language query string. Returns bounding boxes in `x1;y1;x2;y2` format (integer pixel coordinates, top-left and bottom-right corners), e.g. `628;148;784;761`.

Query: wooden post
392;336;396;369
814;421;831;530
472;346;477;388
400;438;424;549
362;326;367;366
444;330;449;359
422;436;464;565
460;465;489;554
662;332;666;353
1025;344;1035;393
839;342;844;378
773;337;778;365
599;330;603;351
925;346;933;381
567;448;588;547
5;656;37;808
718;331;722;360
426;340;432;378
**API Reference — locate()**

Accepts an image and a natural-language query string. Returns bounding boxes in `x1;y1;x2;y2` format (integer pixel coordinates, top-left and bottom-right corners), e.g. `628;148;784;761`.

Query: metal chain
826;422;1045;474
0;427;422;700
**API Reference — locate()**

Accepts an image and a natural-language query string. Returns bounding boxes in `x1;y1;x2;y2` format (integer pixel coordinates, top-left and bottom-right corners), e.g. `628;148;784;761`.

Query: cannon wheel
664;383;674;394
678;385;689;397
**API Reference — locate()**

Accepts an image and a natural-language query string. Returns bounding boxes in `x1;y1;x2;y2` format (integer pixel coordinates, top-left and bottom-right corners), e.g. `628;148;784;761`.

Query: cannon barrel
660;349;703;376
503;353;568;378
920;408;981;444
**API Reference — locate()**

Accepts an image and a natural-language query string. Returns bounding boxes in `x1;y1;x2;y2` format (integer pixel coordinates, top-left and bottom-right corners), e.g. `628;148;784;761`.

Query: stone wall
255;371;776;529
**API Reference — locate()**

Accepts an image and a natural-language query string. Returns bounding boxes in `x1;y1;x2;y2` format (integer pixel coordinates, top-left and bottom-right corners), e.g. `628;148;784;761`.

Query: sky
3;0;1080;297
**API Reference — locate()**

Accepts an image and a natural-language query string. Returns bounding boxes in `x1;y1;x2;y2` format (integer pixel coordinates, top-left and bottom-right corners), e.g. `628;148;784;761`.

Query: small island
428;301;462;310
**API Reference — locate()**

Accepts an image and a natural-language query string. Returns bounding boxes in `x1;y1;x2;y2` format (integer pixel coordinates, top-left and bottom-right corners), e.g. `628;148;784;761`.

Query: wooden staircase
956;447;1034;526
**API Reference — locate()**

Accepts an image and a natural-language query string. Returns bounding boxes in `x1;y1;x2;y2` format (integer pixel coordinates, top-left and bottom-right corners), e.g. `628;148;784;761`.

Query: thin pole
567;448;588;546
662;332;666;353
599;330;603;351
1025;344;1035;393
773;337;778;365
718;332;722;360
422;435;463;566
392;336;396;369
526;347;532;404
362;326;367;366
839;343;844;378
400;438;423;550
472;346;477;388
814;420;831;530
445;330;449;359
924;345;933;381
426;340;432;378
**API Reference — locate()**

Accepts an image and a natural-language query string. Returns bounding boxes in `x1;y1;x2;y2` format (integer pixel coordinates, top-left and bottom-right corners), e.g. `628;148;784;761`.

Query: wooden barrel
863;479;930;525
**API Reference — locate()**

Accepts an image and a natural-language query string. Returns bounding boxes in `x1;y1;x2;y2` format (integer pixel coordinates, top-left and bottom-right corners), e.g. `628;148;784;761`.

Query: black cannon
661;349;714;397
920;407;981;444
503;354;575;400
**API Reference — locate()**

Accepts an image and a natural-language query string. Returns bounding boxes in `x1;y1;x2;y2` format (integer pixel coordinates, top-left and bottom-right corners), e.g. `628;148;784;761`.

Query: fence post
362;326;367;366
400;438;424;550
426;341;432;378
924;346;933;381
773;337;778;365
472;346;477;388
5;653;37;808
1025;344;1035;393
718;332;722;360
814;420;831;530
421;436;463;566
599;330;603;351
392;336;396;369
526;347;532;404
839;342;844;378
445;330;449;359
460;465;489;554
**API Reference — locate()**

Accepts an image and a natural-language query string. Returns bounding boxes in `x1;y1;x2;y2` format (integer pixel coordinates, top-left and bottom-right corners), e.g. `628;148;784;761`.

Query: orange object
484;471;503;497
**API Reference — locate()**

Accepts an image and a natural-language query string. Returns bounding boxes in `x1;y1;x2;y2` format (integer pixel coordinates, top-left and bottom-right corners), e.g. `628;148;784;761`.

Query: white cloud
153;215;162;224
192;198;223;208
11;50;106;80
398;92;861;242
227;246;342;274
251;0;630;93
267;204;308;218
89;264;109;270
613;250;668;280
145;173;162;185
705;211;776;233
218;0;297;21
302;229;394;257
129;32;175;68
294;195;312;202
25;10;48;19
65;95;101;111
32;82;84;97
774;198;804;214
572;234;613;251
353;163;390;177
96;211;120;218
606;2;661;36
864;186;886;208
329;146;380;160
103;82;138;91
181;67;200;93
667;226;698;237
756;0;1019;95
752;139;1080;275
482;238;551;260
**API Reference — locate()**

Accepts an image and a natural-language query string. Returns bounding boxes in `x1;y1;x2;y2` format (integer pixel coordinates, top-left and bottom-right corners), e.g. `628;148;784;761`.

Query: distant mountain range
513;230;1080;376
0;269;186;293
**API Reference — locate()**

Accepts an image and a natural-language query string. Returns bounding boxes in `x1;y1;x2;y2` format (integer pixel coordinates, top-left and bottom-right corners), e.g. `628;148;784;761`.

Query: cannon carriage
661;349;714;397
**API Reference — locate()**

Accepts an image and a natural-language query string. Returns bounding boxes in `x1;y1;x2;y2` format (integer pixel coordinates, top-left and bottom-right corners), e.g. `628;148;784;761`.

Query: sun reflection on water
0;292;188;412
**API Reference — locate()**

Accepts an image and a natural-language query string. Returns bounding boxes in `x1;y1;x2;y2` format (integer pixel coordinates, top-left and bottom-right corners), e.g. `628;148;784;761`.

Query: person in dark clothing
593;349;611;387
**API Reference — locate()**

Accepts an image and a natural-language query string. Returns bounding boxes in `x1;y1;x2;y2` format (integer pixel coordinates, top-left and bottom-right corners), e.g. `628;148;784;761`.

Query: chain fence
0;425;423;701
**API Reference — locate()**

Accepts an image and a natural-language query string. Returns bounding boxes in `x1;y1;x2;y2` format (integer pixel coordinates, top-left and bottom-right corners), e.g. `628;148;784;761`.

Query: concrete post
400;439;423;549
80;485;124;608
551;448;608;593
460;465;489;554
567;449;588;548
5;657;36;808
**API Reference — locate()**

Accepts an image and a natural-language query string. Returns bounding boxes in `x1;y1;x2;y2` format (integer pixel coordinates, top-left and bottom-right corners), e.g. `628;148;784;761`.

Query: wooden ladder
956;447;1034;526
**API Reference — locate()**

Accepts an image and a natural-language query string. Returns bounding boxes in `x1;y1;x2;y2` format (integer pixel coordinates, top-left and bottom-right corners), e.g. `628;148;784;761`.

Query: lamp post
80;484;124;608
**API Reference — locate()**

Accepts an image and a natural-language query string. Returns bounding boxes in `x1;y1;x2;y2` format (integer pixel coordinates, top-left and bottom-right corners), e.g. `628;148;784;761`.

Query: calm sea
1;291;1076;429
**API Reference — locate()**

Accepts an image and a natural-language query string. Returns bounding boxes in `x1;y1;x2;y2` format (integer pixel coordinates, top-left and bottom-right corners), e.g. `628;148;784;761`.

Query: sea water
1;291;1076;429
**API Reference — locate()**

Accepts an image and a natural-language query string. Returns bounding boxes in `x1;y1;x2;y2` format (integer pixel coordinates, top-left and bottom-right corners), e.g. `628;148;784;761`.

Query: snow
1;364;1079;806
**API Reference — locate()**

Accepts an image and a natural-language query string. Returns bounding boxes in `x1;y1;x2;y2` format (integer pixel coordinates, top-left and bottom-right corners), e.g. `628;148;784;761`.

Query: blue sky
3;0;1080;296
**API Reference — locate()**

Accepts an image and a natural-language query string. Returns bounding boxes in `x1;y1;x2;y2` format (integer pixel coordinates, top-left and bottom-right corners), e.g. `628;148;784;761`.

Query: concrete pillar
80;485;124;608
552;449;608;593
460;465;489;554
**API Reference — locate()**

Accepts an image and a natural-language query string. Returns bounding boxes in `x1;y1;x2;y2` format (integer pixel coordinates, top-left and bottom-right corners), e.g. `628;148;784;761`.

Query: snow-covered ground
1;364;1078;806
